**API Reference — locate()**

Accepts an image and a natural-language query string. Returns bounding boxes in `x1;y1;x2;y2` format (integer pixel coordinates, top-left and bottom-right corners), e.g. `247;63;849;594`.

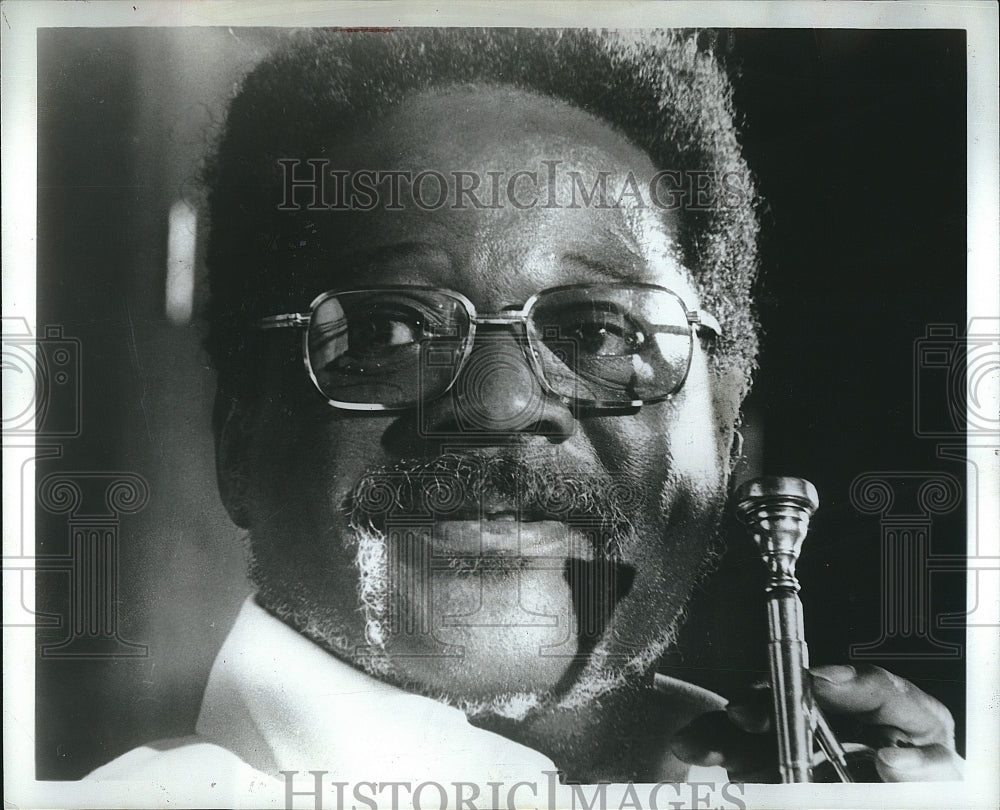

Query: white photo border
3;2;997;809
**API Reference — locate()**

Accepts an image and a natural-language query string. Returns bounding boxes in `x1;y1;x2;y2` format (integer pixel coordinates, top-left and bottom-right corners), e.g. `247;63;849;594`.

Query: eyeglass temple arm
689;309;722;338
257;313;310;329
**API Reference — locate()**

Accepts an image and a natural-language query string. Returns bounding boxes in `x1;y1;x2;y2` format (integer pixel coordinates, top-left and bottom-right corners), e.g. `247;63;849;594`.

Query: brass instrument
734;476;861;783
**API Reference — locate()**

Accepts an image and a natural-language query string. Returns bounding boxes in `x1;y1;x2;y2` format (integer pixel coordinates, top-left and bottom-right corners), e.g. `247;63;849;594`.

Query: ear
215;393;255;529
710;363;750;480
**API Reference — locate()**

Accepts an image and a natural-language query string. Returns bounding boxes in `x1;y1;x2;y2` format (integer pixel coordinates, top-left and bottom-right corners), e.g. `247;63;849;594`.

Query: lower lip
427;519;595;560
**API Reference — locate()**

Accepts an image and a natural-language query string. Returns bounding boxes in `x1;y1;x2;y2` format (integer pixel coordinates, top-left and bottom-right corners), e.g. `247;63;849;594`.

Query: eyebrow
343;237;648;284
350;241;453;270
559;251;644;283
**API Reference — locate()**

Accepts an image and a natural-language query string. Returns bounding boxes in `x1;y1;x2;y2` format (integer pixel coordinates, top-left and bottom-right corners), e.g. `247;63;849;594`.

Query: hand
670;664;963;782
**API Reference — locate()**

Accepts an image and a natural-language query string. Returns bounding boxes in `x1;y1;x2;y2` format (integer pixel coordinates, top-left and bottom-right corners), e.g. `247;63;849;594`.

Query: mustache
343;452;643;557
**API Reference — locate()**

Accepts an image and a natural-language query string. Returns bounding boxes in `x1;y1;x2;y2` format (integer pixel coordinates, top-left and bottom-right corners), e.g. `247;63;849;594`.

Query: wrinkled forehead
314;84;693;307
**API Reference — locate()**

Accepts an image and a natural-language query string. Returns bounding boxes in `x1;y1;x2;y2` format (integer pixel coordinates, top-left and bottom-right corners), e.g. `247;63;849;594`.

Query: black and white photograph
3;2;998;809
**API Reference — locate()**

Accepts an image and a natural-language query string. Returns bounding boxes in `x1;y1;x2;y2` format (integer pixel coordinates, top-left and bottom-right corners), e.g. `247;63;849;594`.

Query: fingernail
703;750;726;767
726;702;770;734
811;665;856;684
726;703;751;723
877;746;922;770
877;726;914;748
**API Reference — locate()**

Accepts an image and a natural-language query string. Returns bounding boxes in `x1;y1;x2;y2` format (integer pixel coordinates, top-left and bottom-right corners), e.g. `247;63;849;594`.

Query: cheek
583;393;724;496
248;402;394;517
578;365;732;567
665;367;732;486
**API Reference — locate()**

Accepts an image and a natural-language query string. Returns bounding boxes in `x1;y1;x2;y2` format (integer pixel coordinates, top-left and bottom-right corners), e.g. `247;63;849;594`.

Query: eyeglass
255;283;721;411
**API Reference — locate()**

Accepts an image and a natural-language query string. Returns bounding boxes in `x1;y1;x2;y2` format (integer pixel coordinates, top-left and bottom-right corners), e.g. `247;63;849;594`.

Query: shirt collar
195;596;561;783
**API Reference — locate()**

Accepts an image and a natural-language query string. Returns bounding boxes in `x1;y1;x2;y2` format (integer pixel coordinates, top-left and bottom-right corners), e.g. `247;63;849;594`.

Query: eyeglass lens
527;287;692;404
306;287;693;408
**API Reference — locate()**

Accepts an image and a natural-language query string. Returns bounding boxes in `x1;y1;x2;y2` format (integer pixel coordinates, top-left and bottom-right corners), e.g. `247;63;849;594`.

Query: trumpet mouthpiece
734;476;820;590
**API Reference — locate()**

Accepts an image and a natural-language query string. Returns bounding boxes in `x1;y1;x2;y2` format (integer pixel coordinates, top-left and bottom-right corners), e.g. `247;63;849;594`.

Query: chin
383;554;576;675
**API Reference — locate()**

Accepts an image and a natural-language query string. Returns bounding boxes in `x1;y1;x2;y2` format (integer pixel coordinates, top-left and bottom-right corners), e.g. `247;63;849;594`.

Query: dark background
36;28;967;778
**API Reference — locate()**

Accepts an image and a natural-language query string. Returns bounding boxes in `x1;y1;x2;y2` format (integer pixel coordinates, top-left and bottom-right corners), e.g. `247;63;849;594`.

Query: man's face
222;85;744;716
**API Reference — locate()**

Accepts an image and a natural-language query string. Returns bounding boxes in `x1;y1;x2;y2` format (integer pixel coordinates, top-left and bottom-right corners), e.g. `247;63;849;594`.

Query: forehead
371;85;652;168
318;85;694;307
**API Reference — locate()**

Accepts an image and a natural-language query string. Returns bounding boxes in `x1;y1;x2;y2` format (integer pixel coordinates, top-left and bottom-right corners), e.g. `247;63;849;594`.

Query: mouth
428;517;597;562
387;516;637;647
360;485;639;669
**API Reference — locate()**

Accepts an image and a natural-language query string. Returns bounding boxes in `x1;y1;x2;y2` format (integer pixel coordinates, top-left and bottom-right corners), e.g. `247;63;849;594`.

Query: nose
420;331;576;442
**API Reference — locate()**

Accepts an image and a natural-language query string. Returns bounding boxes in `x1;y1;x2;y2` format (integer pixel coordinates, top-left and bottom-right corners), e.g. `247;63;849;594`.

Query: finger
671;710;776;779
810;665;955;747
859;724;918;751
726;685;772;734
875;743;963;782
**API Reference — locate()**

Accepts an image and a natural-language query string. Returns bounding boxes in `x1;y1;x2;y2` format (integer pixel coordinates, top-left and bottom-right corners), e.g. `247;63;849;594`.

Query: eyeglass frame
255;282;723;412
